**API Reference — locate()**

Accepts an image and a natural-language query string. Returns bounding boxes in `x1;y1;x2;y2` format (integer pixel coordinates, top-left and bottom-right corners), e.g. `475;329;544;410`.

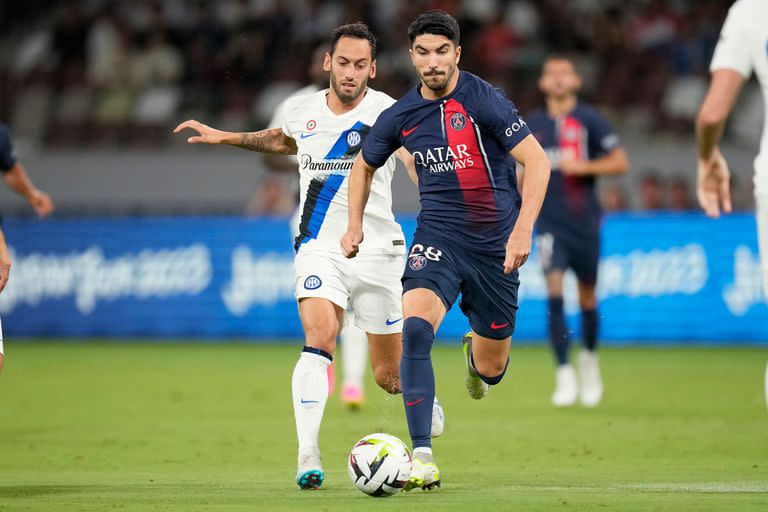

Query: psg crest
408;255;427;271
450;112;466;131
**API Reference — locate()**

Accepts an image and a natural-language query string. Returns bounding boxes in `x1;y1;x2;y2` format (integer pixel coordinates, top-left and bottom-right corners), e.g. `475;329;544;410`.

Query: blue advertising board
0;214;764;343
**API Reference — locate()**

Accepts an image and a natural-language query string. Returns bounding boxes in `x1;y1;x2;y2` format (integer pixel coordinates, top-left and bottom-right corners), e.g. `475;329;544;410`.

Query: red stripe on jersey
558;115;588;212
558;116;586;161
443;98;496;220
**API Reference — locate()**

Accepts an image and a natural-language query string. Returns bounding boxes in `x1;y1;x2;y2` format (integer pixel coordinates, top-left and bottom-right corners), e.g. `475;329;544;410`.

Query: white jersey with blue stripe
710;0;768;194
281;88;405;255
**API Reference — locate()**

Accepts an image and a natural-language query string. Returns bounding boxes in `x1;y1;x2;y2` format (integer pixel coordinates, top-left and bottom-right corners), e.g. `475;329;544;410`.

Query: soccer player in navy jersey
341;10;551;490
0;123;54;219
526;57;628;408
0;122;55;374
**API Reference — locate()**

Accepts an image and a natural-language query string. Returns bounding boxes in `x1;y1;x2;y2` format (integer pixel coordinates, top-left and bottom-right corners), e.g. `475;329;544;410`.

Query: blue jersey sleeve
361;107;400;169
585;109;620;159
477;87;531;152
0;124;17;172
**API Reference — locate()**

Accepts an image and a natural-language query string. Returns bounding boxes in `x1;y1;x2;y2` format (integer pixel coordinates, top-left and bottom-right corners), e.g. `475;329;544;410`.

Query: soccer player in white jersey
695;0;768;406
263;44;371;410
0;226;9;374
174;23;443;489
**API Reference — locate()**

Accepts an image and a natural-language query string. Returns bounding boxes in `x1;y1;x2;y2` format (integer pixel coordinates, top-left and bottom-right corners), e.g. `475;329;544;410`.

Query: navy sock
582;308;598;352
400;317;435;450
548;297;570;366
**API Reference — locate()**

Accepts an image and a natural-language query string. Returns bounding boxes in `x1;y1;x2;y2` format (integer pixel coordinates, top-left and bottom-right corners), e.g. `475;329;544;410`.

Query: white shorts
0;316;4;354
294;251;404;335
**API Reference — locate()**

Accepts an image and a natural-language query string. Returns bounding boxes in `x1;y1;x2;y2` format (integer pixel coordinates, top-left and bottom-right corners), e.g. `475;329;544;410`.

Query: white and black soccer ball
348;433;412;497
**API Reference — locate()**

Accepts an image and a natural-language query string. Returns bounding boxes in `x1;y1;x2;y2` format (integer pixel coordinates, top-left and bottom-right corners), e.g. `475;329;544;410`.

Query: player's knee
578;283;598;309
580;296;597;310
402;317;434;357
372;362;401;394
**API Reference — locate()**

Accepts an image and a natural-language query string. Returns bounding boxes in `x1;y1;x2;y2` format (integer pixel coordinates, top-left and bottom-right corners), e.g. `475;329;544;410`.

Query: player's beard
331;74;367;104
421;66;454;93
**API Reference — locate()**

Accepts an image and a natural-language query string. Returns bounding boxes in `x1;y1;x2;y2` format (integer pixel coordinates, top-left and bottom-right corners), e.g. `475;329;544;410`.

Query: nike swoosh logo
406;398;424;407
386;317;402;325
401;126;419;137
490;321;510;330
299;132;317;139
300;398;319;404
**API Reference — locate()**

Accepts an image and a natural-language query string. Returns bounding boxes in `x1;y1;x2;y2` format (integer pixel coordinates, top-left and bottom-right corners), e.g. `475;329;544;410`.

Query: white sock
341;322;367;390
292;350;331;454
413;447;433;459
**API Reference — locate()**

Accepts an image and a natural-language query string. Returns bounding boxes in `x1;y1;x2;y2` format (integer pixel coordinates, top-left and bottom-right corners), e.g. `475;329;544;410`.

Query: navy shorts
401;229;519;340
534;229;599;285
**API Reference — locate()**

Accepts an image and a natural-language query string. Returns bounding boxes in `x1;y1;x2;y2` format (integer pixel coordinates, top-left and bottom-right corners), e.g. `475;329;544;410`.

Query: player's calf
368;332;403;395
465;332;511;384
371;360;400;394
472;355;509;381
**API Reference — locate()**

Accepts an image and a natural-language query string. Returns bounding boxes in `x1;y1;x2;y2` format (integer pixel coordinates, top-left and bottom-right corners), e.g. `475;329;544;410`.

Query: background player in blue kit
0;123;55;219
0;122;55;374
525;57;628;408
341;10;551;491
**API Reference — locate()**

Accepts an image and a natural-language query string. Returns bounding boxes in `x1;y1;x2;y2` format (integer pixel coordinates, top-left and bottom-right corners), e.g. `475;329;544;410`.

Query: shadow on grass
0;485;95;498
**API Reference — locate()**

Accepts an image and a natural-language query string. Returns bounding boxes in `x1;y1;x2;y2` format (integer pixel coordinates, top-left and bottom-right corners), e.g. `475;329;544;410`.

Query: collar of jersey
547;100;581;121
321;87;373;119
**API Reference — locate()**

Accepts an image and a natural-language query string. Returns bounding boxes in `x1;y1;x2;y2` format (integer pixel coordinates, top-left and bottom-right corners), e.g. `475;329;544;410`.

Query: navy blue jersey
362;72;531;255
526;103;620;236
0;123;17;173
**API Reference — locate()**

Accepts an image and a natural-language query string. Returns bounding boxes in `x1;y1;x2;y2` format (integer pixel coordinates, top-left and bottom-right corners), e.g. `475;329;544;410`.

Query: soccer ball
348;433;412;497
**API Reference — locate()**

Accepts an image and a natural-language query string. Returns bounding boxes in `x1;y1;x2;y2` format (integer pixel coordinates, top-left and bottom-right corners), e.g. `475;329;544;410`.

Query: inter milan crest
346;130;362;148
304;275;322;290
450;112;466;131
408;255;427;271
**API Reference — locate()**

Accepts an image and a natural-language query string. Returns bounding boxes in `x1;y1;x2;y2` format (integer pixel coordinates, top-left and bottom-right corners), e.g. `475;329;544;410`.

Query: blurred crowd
0;0;756;213
601;171;754;214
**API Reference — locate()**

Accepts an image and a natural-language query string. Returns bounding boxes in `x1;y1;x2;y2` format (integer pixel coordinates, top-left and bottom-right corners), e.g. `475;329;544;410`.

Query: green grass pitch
1;342;767;511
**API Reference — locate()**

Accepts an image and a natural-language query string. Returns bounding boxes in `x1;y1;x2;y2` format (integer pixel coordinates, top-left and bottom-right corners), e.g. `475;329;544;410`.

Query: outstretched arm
505;134;551;273
174;120;298;155
560;147;628;176
0;228;6;374
695;69;744;217
3;163;54;217
697;70;744;161
340;154;378;258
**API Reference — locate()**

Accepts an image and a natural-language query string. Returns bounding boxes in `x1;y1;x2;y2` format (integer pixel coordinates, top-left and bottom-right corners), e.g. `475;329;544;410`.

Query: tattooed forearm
233;128;297;155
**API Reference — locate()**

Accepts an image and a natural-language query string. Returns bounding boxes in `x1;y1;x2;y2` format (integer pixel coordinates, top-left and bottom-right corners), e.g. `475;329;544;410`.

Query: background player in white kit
174;23;443;489
695;0;768;405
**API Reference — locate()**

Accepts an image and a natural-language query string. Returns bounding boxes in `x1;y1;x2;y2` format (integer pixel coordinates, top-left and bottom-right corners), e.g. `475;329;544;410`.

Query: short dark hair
544;54;574;65
408;10;460;47
329;23;377;60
